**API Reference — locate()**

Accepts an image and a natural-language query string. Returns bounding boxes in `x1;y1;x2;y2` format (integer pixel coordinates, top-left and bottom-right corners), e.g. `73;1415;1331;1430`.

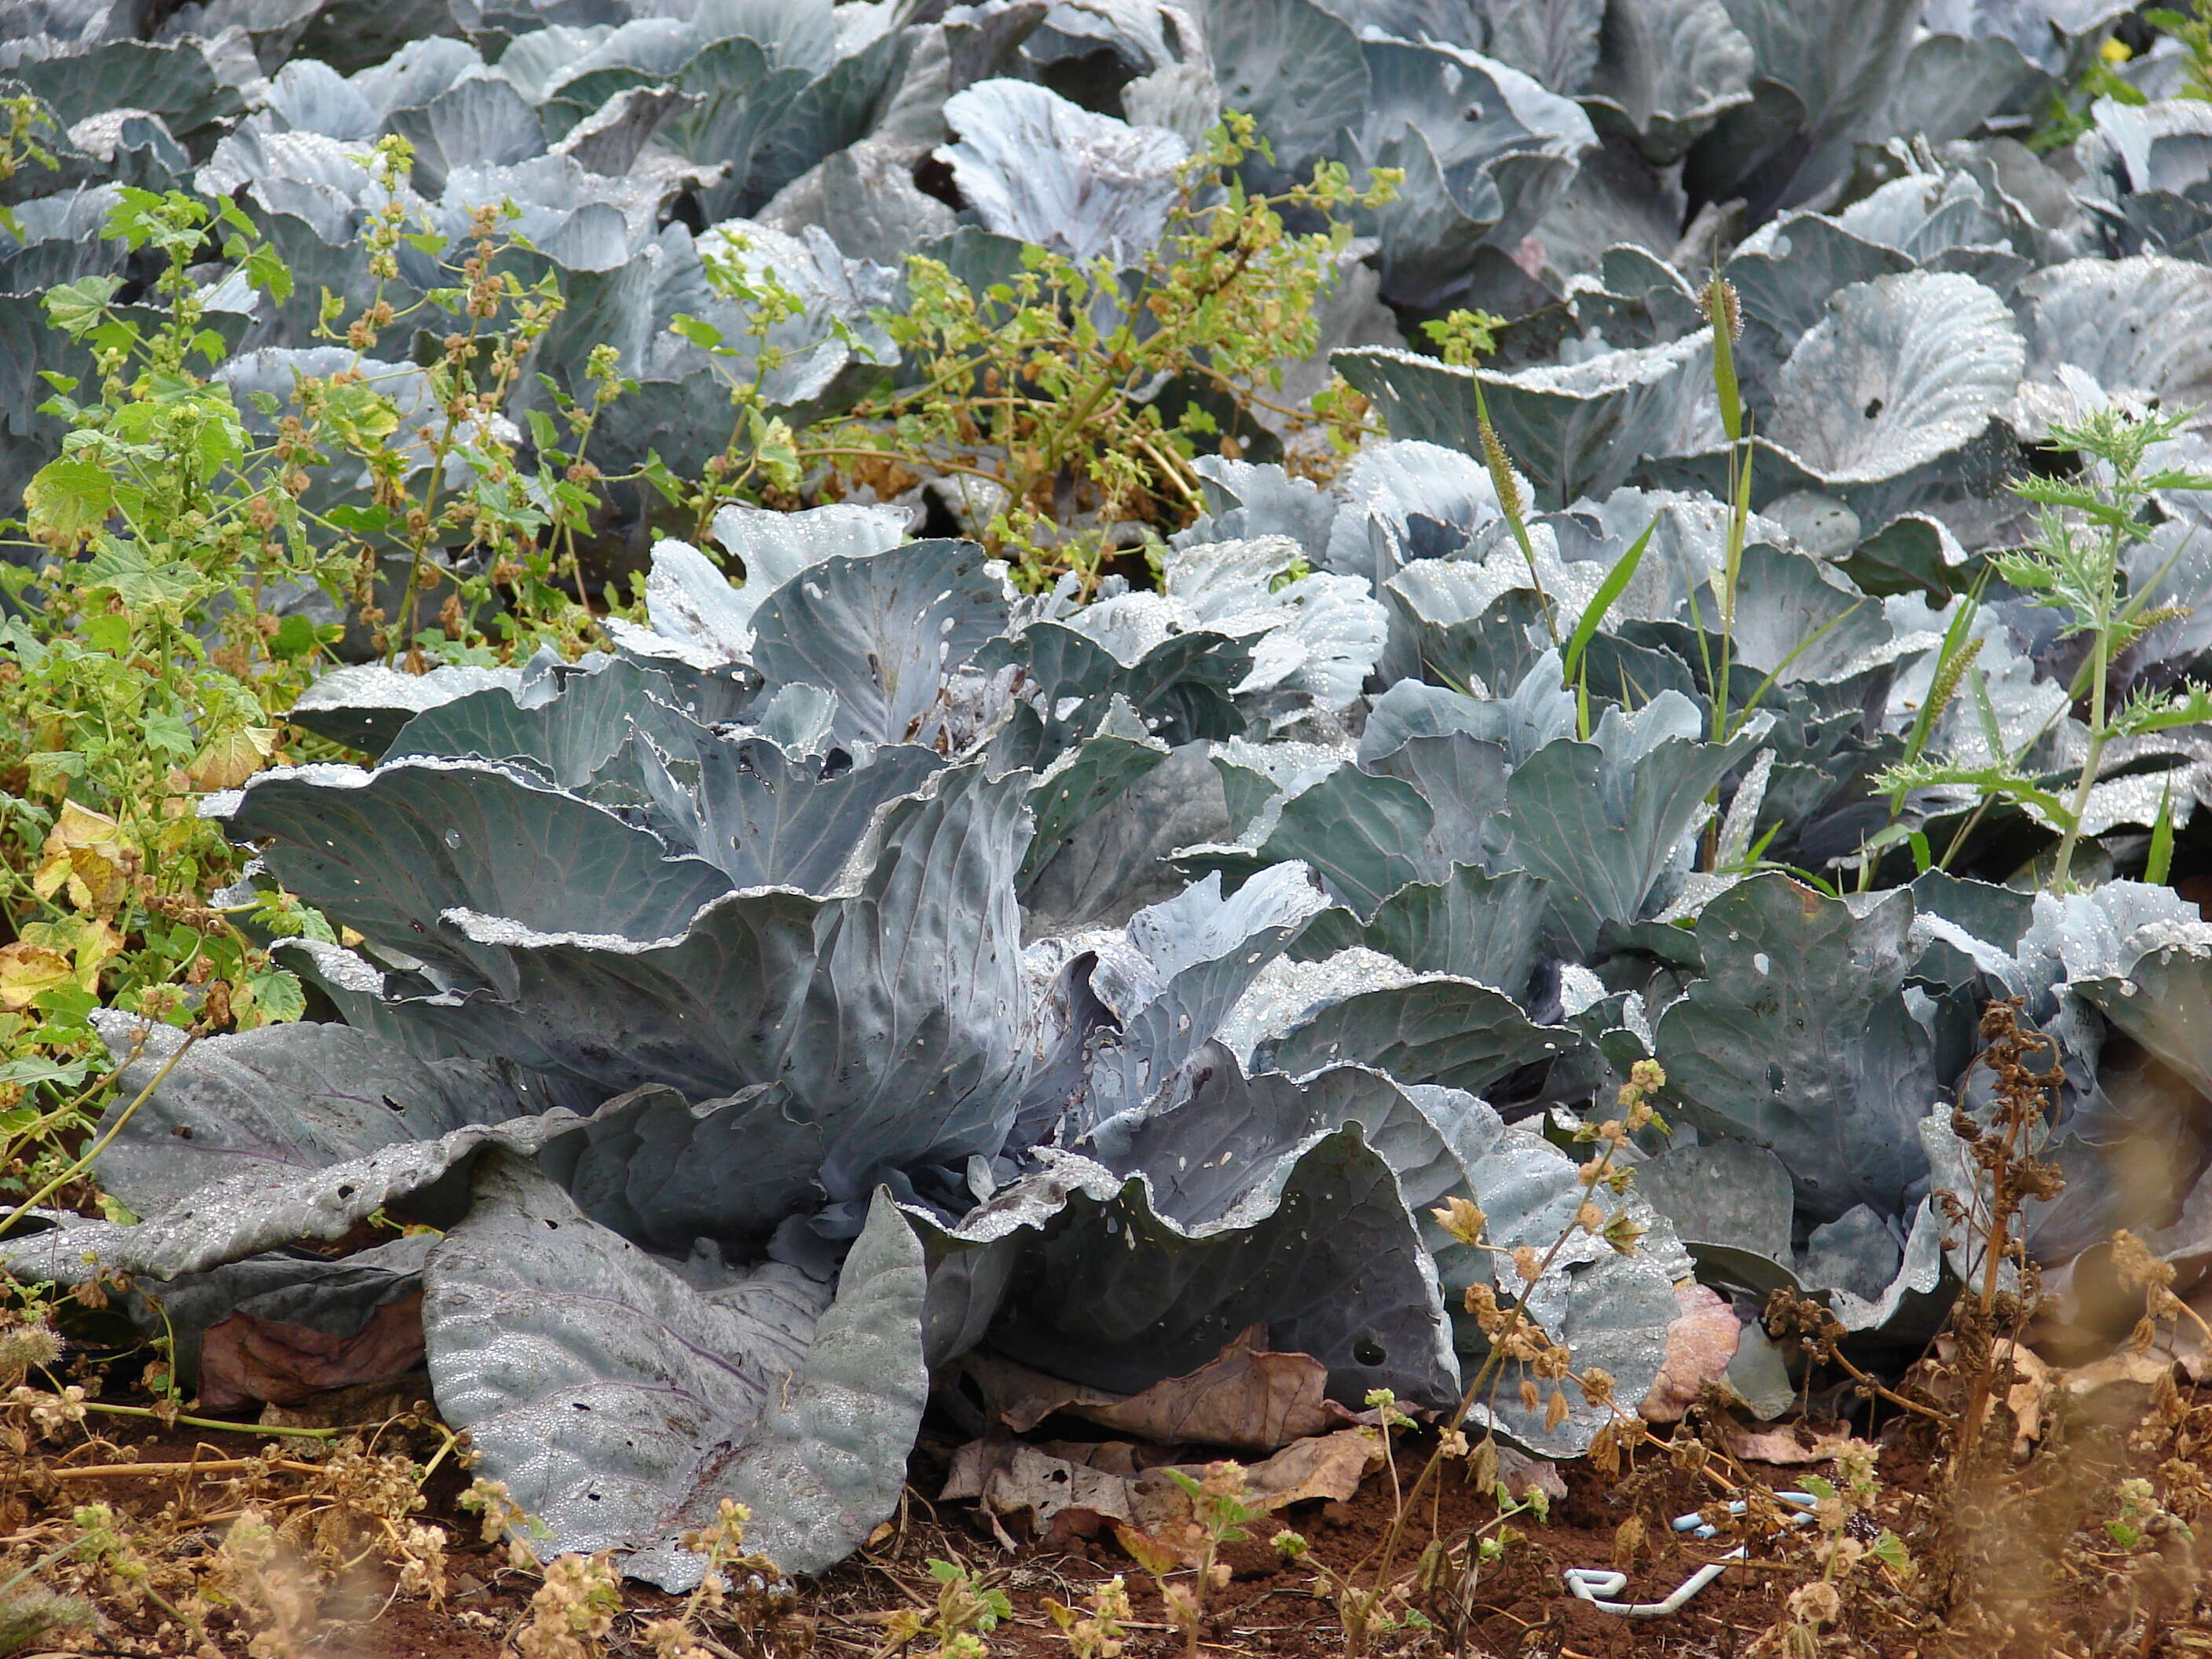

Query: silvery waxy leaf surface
9;0;2212;1585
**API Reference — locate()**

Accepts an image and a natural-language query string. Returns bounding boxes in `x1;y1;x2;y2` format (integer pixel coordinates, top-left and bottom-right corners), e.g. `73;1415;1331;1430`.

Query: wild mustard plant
806;114;1398;588
662;238;814;540
515;1553;624;1659
1418;308;1505;366
210;1507;320;1659
2028;28;2152;152
1159;1463;1254;1658
1874;407;2212;891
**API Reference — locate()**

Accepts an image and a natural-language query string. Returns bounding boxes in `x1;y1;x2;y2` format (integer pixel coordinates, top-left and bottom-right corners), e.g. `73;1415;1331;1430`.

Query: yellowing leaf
46;800;125;855
0;943;76;1010
318;379;401;448
63;847;131;916
24;454;115;544
19;916;127;998
187;725;277;791
33;802;135;915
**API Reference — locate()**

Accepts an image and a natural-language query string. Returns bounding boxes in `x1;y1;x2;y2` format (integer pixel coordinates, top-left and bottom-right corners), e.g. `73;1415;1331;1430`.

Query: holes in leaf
1353;1335;1386;1366
1037;46;1135;116
912;153;962;211
1863;397;1884;419
916;489;965;540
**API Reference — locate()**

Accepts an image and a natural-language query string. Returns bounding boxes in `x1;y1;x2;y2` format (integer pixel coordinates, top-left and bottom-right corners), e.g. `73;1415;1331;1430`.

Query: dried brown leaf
1724;1417;1855;1466
954;1327;1334;1452
2061;1349;2178;1395
943;1428;1383;1550
1640;1280;1741;1423
196;1294;427;1411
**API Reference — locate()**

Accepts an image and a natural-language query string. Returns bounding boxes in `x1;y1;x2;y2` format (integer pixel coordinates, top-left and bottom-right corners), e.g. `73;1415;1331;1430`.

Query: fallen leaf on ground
2062;1349;2178;1395
2002;1343;2054;1450
942;1426;1383;1547
1184;1428;1379;1514
1910;1337;2053;1455
953;1327;1335;1451
1034;1437;1179;1478
1497;1445;1566;1500
1324;1395;1433;1429
2174;1291;2212;1382
1724;1417;1855;1465
941;1438;1137;1543
1641;1280;1741;1423
196;1294;426;1410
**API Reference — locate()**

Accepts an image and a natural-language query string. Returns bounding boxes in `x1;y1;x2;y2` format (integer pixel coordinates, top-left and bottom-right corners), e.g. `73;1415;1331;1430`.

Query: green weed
807;113;1398;590
1873;406;2212;891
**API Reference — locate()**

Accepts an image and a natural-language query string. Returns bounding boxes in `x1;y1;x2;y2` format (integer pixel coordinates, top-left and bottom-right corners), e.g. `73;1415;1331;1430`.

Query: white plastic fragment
1562;1492;1816;1617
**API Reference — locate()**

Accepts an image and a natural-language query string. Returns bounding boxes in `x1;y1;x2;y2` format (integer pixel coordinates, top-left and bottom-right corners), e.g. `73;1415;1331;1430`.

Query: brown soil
3;1411;1804;1659
8;1384;2208;1658
800;1430;1822;1659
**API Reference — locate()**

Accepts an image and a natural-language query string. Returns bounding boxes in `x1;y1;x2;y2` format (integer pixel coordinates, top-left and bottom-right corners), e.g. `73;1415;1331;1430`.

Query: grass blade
2147;780;2175;885
1561;513;1655;691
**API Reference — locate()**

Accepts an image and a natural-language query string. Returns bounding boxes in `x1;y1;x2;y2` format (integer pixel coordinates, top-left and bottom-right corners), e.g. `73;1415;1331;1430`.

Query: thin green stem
70;1398;375;1441
2049;595;2112;892
1352;1138;1637;1640
0;1032;194;1242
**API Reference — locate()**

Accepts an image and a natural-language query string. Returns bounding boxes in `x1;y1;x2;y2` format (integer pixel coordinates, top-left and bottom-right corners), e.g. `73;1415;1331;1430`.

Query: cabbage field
2;0;2211;1654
